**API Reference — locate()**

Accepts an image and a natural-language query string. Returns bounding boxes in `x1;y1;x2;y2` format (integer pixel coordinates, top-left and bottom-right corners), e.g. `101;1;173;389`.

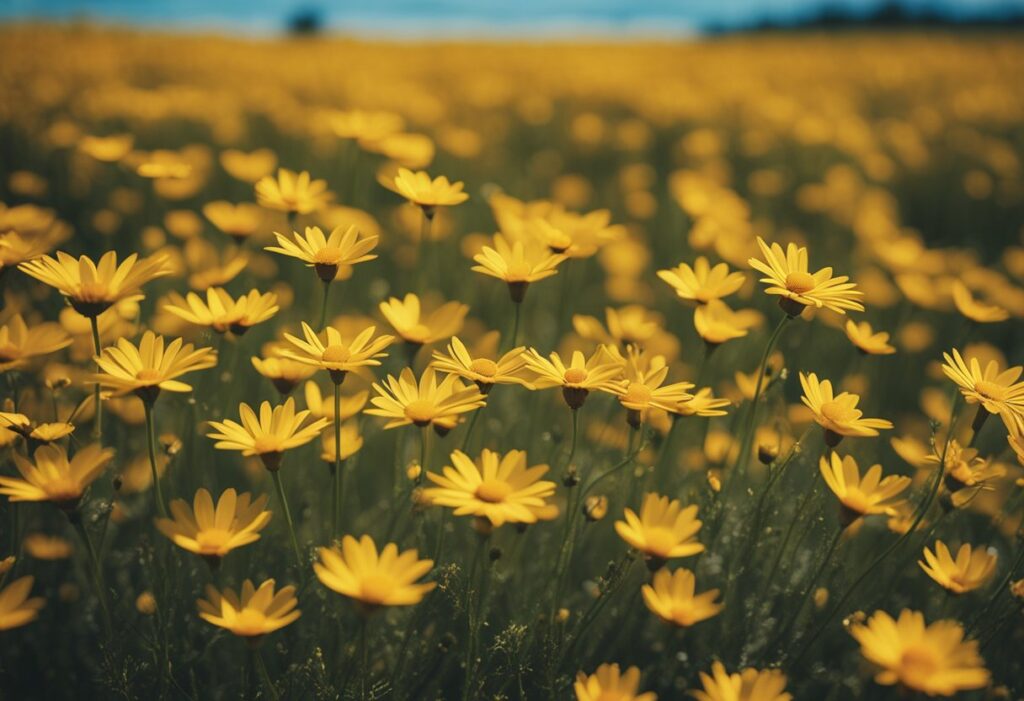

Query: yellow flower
748;236;864;316
845;320;896;355
657;257;745;303
0;443;113;508
924;440;1005;497
381;168;469;211
133;150;192;180
673;388;731;418
0;314;72;372
849;610;989;696
0;576;45;631
314;534;436;608
303;381;368;422
24;533;73;560
820;452;911;527
379;294;469;347
280;322;393;384
319;422;363;462
219;148;277;183
94;331;217;402
255;168;333;215
574;663;656;701
951;280;1009;323
19;250;171;317
251;355;317;396
614;352;693;426
573;306;664;349
690;661;791;701
919;541;997;594
266;225;378;282
328;109;404;142
197;579;300;638
799;372;893;443
366;367;486;430
694;300;760;346
641;568;722;627
522;346;625;409
1;231;60;270
206;398;328;470
0;413;75;444
941;348;1024;433
78;133;134;162
202;201;265;243
423;449;556;527
163;288;279;335
430;336;528;393
615;493;704;563
471;233;566;302
156;488;272;561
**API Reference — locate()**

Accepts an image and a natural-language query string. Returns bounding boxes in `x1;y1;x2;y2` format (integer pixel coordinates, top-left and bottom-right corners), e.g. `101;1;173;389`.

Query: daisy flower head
693;299;760;347
0;443;113;511
206;398;328;471
849;609;989;696
657;256;745;304
690;661;791;701
748;236;864;317
614;352;693;428
641;568;723;628
951;279;1009;324
0;577;45;631
919;541;997;595
156;488;272;564
430;336;528;393
255;168;333;215
380;167;469;215
251;354;317;397
0;314;72;373
93;331;217;404
844;320;896;355
422;449;556;527
280;322;394;384
266;225;378;282
574;663;656;701
471;233;567;302
522;346;625;410
379;294;469;348
673;388;731;418
366;367;486;430
615;492;704;568
163;288;279;335
941;348;1024;435
799;372;893;446
819;452;911;527
197;579;300;639
314;534;435;611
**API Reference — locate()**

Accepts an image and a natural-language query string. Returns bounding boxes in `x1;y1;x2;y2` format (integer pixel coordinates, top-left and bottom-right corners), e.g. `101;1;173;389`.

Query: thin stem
507;301;522;350
731;315;789;480
419;425;430;484
460;406;483;453
143;400;169;519
462;537;488;701
319;279;331;331
70;512;113;639
565;407;580;470
332;381;342;539
89;314;103;442
253;648;280;701
270;469;305;582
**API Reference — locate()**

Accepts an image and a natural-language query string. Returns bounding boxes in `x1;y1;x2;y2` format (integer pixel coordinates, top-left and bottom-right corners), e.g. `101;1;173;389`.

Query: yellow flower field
0;23;1023;700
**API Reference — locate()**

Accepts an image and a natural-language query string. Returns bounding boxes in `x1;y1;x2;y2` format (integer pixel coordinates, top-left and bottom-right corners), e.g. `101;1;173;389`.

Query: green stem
731;315;789;480
70;512;113;639
319;279;331;331
144;400;169;519
462;537;489;701
507;301;522;350
253;648;280;701
270;469;305;581
460;406;483;453
419;425;430;485
333;381;342;539
89;314;103;442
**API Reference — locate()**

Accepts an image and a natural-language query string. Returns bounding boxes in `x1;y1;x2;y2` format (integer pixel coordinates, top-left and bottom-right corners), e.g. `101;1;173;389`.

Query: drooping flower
849;610;989;696
156;488;272;562
0;443;113;509
423;449;556;527
799;372;893;444
314;534;435;609
197;579;300;638
366;367;486;430
93;331;217;403
255;168;333;215
266;225;378;282
657;257;745;304
819;452;911;527
748;236;864;316
615;493;704;565
690;661;791;701
641;568;723;627
206;398;328;471
574;663;656;701
919;541;997;595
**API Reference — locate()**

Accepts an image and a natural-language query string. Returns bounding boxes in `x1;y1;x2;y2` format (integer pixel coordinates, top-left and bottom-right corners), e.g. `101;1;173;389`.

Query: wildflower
574;306;668;351
849;610;988;696
266;225;378;282
941;348;1024;434
431;336;528;393
93;331;217;403
163;288;279;335
366;367;486;430
0;444;113;510
314;534;436;609
380;168;469;215
919;541;997;594
819;453;911;527
78;133;134;162
279;322;393;384
202;201;264;243
673;388;731;418
197;579;300;639
799;372;893;445
251;355;317;397
328;109;404;142
613;352;693;427
522;347;625;410
0;577;45;631
693;300;759;347
0;413;75;444
255;169;333;215
845;320;896;355
19;250;171;317
303;382;368;422
220;148;278;183
133;150;192;180
24;534;73;560
156;488;272;563
379;294;468;347
657;257;745;303
319;423;363;462
748;236;864;316
471;233;566;302
136;592;157;615
574;664;656;701
423;449;556;527
925;440;1005;499
951;280;1009;323
690;661;791;701
0;314;72;372
615;493;704;566
206;398;328;471
641;568;722;627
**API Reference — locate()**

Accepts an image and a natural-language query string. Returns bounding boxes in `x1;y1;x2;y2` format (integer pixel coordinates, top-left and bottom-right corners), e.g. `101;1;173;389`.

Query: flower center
404;400;435;425
785;271;815;294
475;479;512;503
973;379;1007;401
819;400;856;425
314;246;343;265
359;573;395;604
469;358;498;378
195;528;232;554
321;345;351;364
135;369;164;384
563;368;588;385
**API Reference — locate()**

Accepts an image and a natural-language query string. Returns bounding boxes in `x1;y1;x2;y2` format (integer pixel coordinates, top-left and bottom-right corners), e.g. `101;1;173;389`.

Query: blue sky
2;0;1023;37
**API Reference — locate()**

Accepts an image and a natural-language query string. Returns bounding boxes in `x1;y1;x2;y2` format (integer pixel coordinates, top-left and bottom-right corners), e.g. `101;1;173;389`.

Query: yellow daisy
251;355;317;396
693;299;760;347
615;493;704;565
0;314;72;372
379;294;469;347
255;168;333;215
0;576;45;631
202;201;265;243
0;443;113;509
430;336;528;393
380;168;469;213
748;236;864;316
163;288;279;335
919;541;997;595
799;372;893;444
93;331;217;403
690;661;791;701
844;320;896;355
314;534;436;609
614;352;693;427
156;488;272;562
941;348;1024;434
951;280;1009;323
641;568;723;627
471;233;567;302
197;579;300;638
206;398;328;471
657;257;745;304
280;322;394;384
366;367;486;430
266;225;378;282
673;388;731;418
819;452;911;527
574;664;656;701
522;346;625;410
